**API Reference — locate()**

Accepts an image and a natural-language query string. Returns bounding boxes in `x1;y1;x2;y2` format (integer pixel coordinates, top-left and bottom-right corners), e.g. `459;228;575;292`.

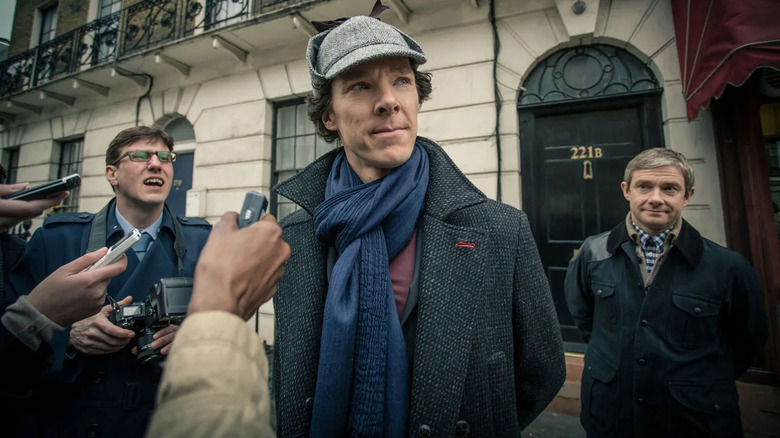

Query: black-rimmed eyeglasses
113;150;177;164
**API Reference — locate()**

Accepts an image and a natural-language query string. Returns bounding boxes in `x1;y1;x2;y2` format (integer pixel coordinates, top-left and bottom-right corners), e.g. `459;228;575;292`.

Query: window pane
296;135;315;167
767;139;780;175
272;100;325;217
40;5;58;44
276;138;295;170
296;104;314;135
165;117;196;142
99;0;122;17
277;171;297;184
277;202;298;220
276;106;296;138
206;0;246;28
316;136;336;158
59;139;84;213
3;148;20;184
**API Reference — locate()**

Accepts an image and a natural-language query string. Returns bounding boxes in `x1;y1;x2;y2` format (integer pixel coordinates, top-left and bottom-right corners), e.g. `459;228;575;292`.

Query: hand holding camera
110;278;193;363
69;296;136;356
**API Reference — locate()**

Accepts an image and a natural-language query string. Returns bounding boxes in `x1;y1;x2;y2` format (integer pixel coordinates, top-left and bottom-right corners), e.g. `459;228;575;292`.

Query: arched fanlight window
162;116;195;143
518;44;660;107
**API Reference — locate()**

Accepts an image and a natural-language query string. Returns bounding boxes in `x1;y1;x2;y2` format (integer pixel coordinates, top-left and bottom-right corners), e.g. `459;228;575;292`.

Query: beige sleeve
1;295;64;351
146;311;274;438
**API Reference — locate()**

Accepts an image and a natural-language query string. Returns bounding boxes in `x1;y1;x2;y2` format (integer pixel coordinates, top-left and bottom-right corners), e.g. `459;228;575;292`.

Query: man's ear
105;165;118;187
322;110;337;132
620;181;631;201
682;187;694;207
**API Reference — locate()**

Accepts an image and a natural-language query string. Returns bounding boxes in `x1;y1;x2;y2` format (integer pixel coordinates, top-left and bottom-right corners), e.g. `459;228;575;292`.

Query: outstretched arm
147;212;290;438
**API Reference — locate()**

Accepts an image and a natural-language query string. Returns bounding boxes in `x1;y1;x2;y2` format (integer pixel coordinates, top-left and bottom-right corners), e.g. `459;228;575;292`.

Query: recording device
110;191;269;364
238;190;268;228
109;278;193;364
3;173;81;201
86;229;141;271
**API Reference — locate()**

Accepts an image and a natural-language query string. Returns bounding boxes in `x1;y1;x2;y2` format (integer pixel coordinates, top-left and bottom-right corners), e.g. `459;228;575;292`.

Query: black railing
0;0;308;99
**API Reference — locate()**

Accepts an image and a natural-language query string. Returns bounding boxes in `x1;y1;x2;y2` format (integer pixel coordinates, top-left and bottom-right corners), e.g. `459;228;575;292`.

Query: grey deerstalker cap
306;15;426;89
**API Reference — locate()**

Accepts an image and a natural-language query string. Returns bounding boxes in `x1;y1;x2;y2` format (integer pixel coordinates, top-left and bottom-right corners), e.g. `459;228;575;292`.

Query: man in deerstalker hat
272;2;565;436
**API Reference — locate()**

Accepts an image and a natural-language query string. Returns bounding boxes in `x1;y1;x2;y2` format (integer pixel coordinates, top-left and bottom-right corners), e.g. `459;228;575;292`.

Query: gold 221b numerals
570;146;603;159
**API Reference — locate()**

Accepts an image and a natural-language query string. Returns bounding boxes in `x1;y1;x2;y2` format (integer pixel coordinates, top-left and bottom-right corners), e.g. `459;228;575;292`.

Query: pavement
522;411;585;438
522;411;775;438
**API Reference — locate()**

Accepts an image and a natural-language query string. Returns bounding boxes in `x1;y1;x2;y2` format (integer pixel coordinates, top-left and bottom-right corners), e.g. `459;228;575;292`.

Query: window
767;138;780;176
98;0;122;17
39;4;58;45
271;100;335;220
162;115;196;217
58;139;83;213
93;0;122;64
2;147;20;184
205;0;247;30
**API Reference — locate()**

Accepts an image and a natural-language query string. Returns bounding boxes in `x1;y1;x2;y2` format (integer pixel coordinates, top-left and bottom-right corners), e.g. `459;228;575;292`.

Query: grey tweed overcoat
272;137;565;437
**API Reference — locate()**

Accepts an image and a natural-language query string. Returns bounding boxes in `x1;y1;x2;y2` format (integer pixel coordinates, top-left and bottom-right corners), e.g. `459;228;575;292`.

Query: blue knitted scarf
310;143;429;437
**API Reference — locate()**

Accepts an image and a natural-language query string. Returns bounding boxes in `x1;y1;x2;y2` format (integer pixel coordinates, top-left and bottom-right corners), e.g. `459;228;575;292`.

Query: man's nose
374;84;400;115
146;154;163;169
648;188;663;203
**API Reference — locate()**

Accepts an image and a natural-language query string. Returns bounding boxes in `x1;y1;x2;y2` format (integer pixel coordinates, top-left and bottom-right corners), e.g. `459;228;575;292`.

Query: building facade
1;0;778;434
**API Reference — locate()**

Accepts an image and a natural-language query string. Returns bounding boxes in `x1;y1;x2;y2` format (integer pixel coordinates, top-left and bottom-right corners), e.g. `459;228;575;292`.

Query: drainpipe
489;0;502;202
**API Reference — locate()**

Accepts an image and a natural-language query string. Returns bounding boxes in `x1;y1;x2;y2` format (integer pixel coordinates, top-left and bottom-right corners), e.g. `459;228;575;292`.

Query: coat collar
607;218;704;266
104;198;176;243
273;137;487;218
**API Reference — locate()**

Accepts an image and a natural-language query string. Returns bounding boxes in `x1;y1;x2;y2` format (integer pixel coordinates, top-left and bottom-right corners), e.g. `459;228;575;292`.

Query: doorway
159;115;196;217
518;45;664;351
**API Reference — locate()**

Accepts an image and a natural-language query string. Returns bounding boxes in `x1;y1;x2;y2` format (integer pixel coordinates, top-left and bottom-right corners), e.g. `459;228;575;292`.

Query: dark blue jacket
565;219;767;438
6;199;210;438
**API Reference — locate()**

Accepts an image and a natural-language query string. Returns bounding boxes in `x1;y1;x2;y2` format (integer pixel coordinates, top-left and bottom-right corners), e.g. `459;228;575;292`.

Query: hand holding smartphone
237;191;268;229
3;173;81;201
86;229;142;271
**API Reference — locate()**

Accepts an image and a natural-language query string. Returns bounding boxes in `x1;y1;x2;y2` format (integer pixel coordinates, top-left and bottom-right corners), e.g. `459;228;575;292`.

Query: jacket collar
105;198;175;242
607;217;703;266
273;136;486;218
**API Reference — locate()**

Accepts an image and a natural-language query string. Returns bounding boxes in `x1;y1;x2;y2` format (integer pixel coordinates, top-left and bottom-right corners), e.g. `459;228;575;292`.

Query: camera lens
136;332;163;364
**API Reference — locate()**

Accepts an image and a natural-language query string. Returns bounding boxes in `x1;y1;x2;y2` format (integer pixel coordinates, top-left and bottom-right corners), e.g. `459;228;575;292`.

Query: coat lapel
113;234;178;302
407;137;489;426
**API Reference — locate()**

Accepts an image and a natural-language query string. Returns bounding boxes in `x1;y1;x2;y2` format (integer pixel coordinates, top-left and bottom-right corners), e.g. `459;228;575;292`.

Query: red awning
671;0;780;120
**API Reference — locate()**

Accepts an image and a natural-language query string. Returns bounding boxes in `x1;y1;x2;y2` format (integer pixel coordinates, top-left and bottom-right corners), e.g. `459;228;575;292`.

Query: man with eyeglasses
6;126;212;438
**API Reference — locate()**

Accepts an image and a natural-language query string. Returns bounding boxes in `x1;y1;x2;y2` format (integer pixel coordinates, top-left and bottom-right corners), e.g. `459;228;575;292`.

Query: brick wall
8;1;35;57
58;0;89;35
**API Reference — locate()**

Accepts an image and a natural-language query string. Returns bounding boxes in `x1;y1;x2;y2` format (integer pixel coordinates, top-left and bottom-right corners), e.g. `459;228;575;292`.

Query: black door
520;95;663;351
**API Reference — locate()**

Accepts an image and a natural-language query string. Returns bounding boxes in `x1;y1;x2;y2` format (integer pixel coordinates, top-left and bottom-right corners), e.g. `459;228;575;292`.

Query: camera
109;277;193;364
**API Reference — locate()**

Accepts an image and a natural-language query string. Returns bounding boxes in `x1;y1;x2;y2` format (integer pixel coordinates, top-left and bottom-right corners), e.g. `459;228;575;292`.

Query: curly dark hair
306;68;433;143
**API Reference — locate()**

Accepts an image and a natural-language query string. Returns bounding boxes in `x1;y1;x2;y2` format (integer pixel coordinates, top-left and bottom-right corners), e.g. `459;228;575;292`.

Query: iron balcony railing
0;0;303;99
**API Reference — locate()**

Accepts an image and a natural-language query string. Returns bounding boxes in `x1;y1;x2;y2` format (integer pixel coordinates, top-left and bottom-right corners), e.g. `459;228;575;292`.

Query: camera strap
87;200;186;276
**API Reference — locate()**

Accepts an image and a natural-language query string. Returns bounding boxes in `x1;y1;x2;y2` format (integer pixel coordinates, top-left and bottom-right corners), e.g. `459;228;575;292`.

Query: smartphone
3;173;81;201
86;229;142;271
237;191;268;229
